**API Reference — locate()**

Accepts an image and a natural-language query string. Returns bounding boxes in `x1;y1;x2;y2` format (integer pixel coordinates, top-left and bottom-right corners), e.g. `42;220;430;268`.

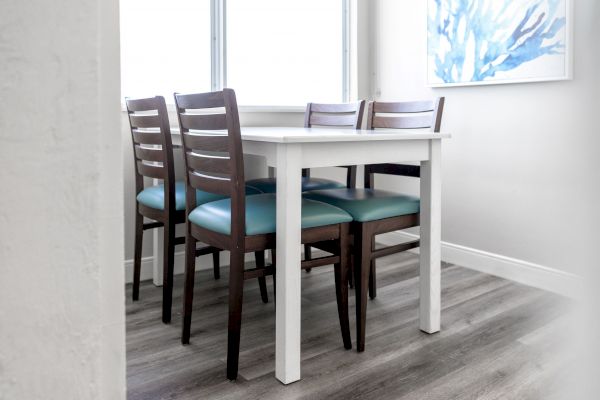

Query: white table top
171;126;450;144
240;127;451;143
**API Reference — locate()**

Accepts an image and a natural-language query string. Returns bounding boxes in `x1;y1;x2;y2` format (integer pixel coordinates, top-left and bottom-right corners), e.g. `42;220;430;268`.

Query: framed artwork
427;0;573;87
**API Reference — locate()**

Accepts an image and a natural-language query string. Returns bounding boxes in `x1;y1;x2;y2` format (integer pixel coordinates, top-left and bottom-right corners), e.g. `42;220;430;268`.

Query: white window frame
211;0;351;107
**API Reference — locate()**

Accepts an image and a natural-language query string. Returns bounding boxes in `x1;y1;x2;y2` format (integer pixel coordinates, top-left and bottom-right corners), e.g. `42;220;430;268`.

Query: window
120;0;212;101
226;0;346;106
120;0;349;106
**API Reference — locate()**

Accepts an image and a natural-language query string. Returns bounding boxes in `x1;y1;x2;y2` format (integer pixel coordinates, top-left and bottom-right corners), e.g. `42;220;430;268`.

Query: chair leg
162;219;176;324
348;254;355;289
132;210;143;301
369;259;377;299
227;248;245;380
181;233;197;344
354;223;372;352
305;245;312;273
212;251;221;280
334;224;352;350
255;251;269;303
369;236;376;299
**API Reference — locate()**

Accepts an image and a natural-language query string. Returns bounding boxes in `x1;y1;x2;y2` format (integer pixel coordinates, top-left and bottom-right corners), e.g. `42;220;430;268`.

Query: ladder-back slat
309;114;357;127
189;172;231;196
372;115;433;129
373;101;435;114
310;103;361;113
182;132;229;152
137;162;165;180
132;129;163;145
186;152;230;175
179;113;227;131
129;114;161;129
175;92;226;110
126;97;163;112
135;145;165;162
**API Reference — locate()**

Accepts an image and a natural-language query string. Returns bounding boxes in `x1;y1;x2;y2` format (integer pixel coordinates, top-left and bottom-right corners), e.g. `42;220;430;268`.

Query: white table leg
275;143;302;384
152;227;164;286
419;139;441;333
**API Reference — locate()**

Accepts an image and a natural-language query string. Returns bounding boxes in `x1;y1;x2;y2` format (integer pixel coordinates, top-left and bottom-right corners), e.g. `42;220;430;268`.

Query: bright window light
119;0;211;102
226;0;344;106
119;0;347;107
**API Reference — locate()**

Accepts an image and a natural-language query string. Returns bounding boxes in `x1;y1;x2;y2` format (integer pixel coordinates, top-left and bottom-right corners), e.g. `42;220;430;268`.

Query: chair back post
126;96;176;214
364;97;445;188
431;97;445;133
174;89;246;245
223;88;246;248
354;100;366;129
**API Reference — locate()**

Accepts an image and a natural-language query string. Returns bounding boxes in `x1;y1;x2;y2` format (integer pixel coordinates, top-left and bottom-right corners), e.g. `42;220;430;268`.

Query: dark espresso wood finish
174;89;352;380
303;101;365;271
126;96;222;324
352;98;445;352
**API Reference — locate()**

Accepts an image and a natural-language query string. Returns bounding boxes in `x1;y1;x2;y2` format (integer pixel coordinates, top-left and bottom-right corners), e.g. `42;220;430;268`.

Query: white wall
0;0;125;399
370;0;599;277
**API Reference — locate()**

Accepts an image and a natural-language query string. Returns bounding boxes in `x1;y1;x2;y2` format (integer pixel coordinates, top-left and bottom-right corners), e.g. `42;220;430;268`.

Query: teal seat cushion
137;181;262;211
303;188;420;222
246;177;345;194
188;193;352;235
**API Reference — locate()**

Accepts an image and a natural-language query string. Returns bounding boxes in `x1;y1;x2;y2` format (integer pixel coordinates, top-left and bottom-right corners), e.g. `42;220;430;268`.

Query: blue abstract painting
427;0;571;87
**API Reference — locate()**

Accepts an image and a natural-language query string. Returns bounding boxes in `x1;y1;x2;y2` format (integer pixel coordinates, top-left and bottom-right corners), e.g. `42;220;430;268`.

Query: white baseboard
124;251;262;285
378;231;581;298
125;234;581;298
124;251;215;284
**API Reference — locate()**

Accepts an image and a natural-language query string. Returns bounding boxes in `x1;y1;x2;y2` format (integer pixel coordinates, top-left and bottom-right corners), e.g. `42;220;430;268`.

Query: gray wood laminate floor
126;252;573;400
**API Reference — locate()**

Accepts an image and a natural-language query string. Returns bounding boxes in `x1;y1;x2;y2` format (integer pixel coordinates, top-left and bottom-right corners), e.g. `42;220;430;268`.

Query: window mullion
211;0;226;91
342;0;351;102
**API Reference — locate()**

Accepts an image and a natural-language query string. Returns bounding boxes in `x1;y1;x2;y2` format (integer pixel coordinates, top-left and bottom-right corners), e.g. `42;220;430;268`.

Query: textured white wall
0;0;125;399
369;0;599;275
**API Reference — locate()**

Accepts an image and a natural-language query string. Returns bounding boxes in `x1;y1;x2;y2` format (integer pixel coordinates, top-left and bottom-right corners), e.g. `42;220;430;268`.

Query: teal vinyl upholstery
137;181;262;211
303;188;420;222
245;177;345;194
188;193;352;235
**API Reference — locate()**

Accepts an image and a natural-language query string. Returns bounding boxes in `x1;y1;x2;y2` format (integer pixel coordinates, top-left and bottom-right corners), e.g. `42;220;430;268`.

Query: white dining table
161;126;450;384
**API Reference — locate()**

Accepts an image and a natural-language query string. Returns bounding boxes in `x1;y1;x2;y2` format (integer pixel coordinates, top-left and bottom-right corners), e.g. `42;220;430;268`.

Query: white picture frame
426;0;573;88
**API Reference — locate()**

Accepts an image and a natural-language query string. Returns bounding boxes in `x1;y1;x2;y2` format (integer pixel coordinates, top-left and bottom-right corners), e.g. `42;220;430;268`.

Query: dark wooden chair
304;98;445;351
126;96;227;323
248;101;366;271
174;89;353;380
246;101;365;192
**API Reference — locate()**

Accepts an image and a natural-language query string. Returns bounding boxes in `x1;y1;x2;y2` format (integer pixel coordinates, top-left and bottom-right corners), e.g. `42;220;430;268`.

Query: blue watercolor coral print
428;0;568;85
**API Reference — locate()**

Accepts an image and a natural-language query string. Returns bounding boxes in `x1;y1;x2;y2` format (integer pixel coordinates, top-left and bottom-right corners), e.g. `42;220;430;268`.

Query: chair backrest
365;98;445;187
304;101;366;129
303;101;366;185
174;89;245;240
126;96;176;212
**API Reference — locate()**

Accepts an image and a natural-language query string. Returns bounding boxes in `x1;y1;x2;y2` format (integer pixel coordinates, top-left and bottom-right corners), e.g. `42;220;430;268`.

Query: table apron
242;139;433;168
